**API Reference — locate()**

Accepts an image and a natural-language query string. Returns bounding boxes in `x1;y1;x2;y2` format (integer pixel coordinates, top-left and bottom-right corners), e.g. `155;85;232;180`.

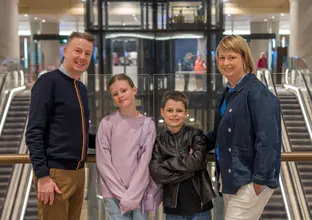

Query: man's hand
253;183;265;196
37;176;62;205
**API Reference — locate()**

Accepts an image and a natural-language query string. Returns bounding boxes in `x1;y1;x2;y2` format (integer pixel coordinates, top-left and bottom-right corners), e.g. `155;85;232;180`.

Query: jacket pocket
232;148;254;181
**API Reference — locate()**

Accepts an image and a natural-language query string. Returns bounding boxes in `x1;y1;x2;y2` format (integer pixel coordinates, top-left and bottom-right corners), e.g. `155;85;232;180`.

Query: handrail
284;85;312;142
0;153;311;163
283;84;312;220
256;69;303;219
0;73;8;96
299;69;312;103
6;118;30;220
0;86;26;136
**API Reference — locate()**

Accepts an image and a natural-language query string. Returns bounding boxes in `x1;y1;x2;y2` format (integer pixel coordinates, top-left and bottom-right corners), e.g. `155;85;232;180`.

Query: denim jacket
207;73;281;194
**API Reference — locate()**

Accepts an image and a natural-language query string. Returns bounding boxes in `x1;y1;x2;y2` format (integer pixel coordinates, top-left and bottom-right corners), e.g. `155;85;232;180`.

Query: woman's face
217;49;245;80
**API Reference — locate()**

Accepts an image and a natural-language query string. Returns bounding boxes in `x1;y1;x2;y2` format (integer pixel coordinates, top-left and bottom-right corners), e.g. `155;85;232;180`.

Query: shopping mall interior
0;0;312;219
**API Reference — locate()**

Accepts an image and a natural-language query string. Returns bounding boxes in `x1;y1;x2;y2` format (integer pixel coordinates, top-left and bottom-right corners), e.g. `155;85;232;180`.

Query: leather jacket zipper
191;179;204;209
174;135;180;208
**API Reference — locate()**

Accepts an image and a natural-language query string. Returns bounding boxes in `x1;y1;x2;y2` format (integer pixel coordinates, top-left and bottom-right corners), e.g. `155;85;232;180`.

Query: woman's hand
253;183;265;196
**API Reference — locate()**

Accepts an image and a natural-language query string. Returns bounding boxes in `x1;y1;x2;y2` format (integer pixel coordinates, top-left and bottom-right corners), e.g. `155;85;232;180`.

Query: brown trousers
34;168;85;220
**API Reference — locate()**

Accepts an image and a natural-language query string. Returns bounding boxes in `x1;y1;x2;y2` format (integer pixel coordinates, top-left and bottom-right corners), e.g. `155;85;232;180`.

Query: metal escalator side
282;68;312;218
255;69;304;220
0;91;30;220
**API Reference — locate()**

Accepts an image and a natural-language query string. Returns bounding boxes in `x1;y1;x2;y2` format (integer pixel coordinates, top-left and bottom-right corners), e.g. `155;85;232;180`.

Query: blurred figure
257;52;268;69
194;54;206;90
181;52;193;91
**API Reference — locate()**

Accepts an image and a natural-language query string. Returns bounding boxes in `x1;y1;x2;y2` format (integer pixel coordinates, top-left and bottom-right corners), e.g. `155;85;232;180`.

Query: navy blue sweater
26;69;91;178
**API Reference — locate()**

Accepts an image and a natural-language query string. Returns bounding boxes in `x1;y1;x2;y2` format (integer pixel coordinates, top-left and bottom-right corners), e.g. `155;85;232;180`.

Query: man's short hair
161;91;189;110
67;31;95;45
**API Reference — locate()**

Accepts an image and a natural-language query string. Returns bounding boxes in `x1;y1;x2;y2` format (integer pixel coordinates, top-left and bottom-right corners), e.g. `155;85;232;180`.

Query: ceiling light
42;19;46;23
189;118;195;122
34;17;38;20
122;23;126;26
158;119;164;123
227;14;231;17
24;14;28;17
264;19;267;22
281;13;285;16
272;16;275;19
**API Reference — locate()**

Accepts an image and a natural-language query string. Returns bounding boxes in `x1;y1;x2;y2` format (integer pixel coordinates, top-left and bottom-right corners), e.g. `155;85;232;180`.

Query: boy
149;91;215;220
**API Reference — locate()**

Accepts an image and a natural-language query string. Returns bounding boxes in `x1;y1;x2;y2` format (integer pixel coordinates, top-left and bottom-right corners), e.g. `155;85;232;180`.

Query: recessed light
227;14;231;17
42;19;46;23
34;17;38;20
189;118;195;122
122;23;125;26
24;14;28;17
281;13;285;16
272;16;275;19
264;19;267;22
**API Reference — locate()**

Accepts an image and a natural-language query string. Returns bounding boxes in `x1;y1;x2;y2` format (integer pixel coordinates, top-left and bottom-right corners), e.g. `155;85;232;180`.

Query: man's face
63;38;93;74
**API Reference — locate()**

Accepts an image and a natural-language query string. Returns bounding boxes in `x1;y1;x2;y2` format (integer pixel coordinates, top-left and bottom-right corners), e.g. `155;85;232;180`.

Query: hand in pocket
253;183;265;196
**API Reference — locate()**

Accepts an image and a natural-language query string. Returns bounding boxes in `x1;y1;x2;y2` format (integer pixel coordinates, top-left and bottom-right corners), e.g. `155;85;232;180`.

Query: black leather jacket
149;125;216;208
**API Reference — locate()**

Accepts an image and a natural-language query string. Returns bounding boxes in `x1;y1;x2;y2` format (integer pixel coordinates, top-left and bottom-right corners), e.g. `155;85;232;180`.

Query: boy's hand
189;148;193;154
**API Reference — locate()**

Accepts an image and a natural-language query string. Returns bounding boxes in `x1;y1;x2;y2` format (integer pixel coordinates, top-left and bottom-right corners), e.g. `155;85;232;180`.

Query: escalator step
288;133;310;139
1;128;24;134
7;112;28;117
0;134;22;141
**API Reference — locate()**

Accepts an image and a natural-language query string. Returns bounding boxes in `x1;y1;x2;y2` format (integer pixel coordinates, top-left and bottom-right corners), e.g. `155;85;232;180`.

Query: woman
257;52;268;69
206;35;281;220
96;74;156;219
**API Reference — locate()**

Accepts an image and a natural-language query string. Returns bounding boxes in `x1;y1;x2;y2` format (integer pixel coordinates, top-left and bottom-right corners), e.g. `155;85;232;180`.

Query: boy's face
161;99;188;132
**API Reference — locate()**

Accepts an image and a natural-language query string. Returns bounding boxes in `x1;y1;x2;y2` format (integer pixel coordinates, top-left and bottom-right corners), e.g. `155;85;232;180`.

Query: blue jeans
103;198;146;220
166;210;211;220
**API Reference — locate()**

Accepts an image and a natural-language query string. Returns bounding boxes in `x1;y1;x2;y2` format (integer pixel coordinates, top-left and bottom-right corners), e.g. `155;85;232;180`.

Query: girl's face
109;80;137;109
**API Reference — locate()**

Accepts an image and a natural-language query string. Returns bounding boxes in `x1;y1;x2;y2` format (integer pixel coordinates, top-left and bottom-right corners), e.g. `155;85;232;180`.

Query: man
181;52;193;91
26;32;96;220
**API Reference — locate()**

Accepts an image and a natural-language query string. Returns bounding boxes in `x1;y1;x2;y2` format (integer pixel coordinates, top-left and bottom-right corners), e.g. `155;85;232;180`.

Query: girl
96;74;156;219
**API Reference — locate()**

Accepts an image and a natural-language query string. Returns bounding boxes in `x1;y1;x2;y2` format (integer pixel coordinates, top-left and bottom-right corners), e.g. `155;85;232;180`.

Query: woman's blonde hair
216;35;255;74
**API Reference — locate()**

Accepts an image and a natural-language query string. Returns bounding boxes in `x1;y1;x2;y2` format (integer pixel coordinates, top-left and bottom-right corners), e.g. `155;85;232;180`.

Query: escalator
278;91;312;214
24;184;38;220
0;92;30;216
256;71;288;220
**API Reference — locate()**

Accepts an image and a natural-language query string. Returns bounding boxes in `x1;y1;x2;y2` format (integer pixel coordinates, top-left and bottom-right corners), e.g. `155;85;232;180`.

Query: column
289;0;312;70
40;22;61;69
249;22;270;67
0;0;19;63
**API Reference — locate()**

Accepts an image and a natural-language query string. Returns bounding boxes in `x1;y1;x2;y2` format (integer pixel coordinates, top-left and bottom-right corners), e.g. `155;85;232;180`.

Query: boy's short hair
161;91;189;110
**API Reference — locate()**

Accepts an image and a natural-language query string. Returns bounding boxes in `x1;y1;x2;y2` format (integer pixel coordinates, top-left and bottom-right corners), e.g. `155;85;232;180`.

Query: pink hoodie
96;111;156;211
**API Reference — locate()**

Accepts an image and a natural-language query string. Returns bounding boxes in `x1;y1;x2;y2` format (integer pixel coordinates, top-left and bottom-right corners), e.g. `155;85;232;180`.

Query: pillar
40;22;61;69
0;0;19;63
249;22;270;67
289;0;312;70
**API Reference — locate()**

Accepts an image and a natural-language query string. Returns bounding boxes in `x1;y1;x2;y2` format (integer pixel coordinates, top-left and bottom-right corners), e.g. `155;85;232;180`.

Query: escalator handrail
283;84;312;220
299;69;312;105
0;86;26;136
0;72;8;97
256;69;303;220
284;84;312;142
0;87;27;220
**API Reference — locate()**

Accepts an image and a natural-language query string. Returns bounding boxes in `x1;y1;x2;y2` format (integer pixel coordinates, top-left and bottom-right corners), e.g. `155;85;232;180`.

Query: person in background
194;54;207;91
181;52;193;91
206;35;281;220
96;74;156;219
149;91;215;220
257;52;268;69
26;31;96;220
